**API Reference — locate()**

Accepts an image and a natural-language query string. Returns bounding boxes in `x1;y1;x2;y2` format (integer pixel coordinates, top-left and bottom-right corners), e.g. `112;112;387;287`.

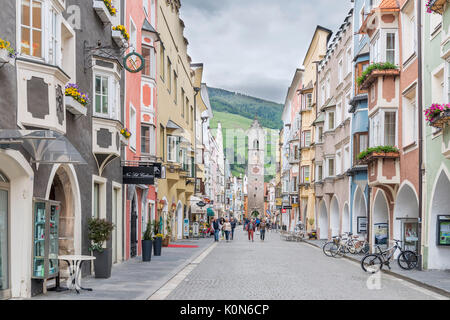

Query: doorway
130;195;138;258
48;167;76;277
0;171;9;299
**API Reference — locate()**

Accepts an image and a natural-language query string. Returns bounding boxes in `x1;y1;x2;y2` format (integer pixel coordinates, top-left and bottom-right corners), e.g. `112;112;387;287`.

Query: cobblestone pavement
166;229;447;300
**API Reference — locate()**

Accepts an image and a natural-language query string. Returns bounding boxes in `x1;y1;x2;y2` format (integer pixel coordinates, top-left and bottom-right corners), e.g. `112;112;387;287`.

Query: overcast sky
180;0;352;104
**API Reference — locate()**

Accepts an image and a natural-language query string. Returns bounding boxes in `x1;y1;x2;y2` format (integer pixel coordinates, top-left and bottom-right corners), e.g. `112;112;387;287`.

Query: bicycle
322;235;342;257
330;233;356;257
361;239;418;273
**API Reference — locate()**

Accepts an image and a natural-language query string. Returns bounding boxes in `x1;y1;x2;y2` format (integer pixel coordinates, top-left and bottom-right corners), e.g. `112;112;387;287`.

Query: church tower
247;119;265;217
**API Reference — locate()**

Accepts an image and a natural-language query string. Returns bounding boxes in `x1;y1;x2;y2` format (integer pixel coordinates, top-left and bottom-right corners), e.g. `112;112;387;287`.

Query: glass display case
32;199;60;280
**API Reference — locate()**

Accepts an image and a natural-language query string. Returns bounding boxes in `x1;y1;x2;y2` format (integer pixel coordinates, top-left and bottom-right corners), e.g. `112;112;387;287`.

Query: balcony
358;65;400;91
92;116;123;175
16;58;71;134
359;149;400;187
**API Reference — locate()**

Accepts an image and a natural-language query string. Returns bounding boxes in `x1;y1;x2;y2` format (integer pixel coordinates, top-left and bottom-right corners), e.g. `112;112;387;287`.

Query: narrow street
163;229;445;300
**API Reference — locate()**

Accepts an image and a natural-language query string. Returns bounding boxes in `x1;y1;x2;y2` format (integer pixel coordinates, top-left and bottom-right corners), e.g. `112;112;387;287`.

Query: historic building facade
247;119;266;217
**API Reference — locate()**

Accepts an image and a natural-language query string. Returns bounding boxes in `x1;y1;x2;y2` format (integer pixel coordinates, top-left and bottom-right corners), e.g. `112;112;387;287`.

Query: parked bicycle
361;239;418;273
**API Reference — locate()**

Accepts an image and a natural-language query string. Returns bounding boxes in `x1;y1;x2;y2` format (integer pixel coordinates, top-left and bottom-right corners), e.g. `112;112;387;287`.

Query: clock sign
123;51;145;73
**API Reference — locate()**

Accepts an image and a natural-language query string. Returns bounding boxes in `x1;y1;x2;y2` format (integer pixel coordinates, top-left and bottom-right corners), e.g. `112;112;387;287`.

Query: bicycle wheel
330;244;344;258
322;241;336;257
361;254;383;273
398;251;418;270
347;241;356;254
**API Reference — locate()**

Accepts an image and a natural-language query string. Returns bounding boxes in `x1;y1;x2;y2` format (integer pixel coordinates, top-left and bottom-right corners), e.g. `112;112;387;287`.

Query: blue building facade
349;0;370;237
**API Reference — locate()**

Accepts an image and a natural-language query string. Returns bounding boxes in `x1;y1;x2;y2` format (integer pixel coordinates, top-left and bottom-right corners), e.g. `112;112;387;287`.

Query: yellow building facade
156;0;201;240
299;26;331;231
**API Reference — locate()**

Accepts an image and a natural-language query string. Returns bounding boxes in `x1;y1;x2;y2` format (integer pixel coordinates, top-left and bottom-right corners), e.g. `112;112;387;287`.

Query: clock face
123;52;145;73
252;167;260;174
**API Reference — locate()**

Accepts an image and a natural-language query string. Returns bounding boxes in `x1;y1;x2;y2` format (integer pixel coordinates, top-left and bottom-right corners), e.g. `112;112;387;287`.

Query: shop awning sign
123;166;155;185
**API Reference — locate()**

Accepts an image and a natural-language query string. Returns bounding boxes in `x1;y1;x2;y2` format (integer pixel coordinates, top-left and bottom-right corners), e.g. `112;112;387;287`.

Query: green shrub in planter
88;218;115;278
142;221;153;262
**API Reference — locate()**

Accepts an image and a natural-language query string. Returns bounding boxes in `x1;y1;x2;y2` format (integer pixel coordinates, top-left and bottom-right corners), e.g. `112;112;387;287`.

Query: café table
58;255;96;294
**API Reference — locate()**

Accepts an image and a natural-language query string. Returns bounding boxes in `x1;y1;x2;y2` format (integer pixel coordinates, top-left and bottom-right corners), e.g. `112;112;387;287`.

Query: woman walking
223;219;232;242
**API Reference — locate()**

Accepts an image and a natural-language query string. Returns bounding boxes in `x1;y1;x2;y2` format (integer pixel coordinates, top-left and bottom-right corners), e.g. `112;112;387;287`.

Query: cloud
180;0;352;103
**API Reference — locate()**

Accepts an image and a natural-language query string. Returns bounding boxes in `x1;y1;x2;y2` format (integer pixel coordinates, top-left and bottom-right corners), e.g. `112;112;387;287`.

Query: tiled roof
379;0;399;11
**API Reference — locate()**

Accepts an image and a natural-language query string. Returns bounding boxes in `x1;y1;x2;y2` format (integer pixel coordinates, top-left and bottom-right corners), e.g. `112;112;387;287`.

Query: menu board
438;216;450;246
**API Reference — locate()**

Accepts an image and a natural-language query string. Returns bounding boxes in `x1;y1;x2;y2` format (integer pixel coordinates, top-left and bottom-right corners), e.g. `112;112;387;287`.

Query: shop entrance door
0;185;9;300
130;196;137;258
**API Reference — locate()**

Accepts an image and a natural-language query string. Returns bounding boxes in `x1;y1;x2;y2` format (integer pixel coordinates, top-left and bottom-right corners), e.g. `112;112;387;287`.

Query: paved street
165;228;447;300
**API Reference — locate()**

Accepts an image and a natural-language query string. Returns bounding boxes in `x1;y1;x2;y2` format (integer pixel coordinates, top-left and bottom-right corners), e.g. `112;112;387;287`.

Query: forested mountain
207;87;283;130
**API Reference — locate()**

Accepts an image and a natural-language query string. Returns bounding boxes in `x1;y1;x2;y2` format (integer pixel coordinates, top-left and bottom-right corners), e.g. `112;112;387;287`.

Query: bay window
141;125;156;156
301;166;310;184
327;158;335;178
94;71;120;120
336;151;342;176
21;0;43;58
386;33;396;64
317;126;324;143
302;131;311;148
369;110;397;147
327;111;335;131
353;132;368;163
167;135;178;162
317;164;323;181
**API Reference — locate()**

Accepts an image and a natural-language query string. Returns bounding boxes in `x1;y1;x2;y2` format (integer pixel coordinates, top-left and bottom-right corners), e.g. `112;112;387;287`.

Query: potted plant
112;24;129;47
153;233;163;256
0;38;18;66
425;103;450;128
142;220;153;262
65;83;89;116
88;218;115;279
163;217;172;247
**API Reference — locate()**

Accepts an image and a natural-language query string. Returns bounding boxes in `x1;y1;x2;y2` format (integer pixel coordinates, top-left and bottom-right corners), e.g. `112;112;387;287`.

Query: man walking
247;219;255;242
212;218;220;242
230;217;237;240
260;219;267;241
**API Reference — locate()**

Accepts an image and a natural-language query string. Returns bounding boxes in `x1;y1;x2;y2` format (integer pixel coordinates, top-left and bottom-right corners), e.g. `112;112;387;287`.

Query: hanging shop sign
123;51;145;73
123;166;154;185
197;201;206;207
357;217;368;233
437;215;450;246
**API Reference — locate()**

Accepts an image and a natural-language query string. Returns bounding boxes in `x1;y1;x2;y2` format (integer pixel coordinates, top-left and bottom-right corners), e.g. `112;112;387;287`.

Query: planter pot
0;49;14;66
65;96;87;116
120;134;129;146
112;29;127;48
430;110;450;129
93;0;114;25
162;236;170;247
142;239;153;262
93;248;112;279
153;237;162;256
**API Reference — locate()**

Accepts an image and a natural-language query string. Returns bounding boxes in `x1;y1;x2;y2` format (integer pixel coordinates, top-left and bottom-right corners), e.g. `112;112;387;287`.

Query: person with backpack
212;218;220;242
259;220;267;241
247;218;255;242
230;217;237;240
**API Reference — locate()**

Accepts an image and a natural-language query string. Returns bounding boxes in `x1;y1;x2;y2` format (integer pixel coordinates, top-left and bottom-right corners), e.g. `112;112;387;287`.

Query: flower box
65;96;87;116
359;69;400;90
426;0;447;15
0;48;14;66
429;109;450;129
120;134;129;146
93;0;114;25
112;30;127;48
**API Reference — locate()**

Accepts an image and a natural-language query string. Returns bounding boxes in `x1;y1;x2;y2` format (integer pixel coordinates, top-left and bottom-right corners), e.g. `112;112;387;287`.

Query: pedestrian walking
247;219;255;242
212;218;220;242
230;217;237;240
220;217;225;240
223;219;232;242
260;220;267;241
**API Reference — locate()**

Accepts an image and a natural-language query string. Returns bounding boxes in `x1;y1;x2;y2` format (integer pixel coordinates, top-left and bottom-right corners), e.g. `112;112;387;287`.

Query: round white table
58;255;96;294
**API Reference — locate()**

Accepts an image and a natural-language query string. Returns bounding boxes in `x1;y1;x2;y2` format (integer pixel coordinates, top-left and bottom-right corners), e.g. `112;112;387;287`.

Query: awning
207;208;215;217
166;120;183;130
0;130;86;165
313;113;325;125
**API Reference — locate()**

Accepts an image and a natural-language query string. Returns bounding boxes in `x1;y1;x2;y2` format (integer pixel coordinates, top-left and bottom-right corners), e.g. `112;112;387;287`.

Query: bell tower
247;119;265;217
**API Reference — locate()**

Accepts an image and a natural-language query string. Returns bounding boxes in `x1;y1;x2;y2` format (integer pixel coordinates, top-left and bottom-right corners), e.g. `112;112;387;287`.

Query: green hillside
207;87;283;130
208;88;280;182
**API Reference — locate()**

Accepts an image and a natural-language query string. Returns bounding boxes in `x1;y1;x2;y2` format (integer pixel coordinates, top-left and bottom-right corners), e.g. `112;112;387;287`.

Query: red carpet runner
167;244;199;248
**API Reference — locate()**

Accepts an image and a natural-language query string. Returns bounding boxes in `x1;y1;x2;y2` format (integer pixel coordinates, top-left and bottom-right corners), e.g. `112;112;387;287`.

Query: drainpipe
417;0;423;270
